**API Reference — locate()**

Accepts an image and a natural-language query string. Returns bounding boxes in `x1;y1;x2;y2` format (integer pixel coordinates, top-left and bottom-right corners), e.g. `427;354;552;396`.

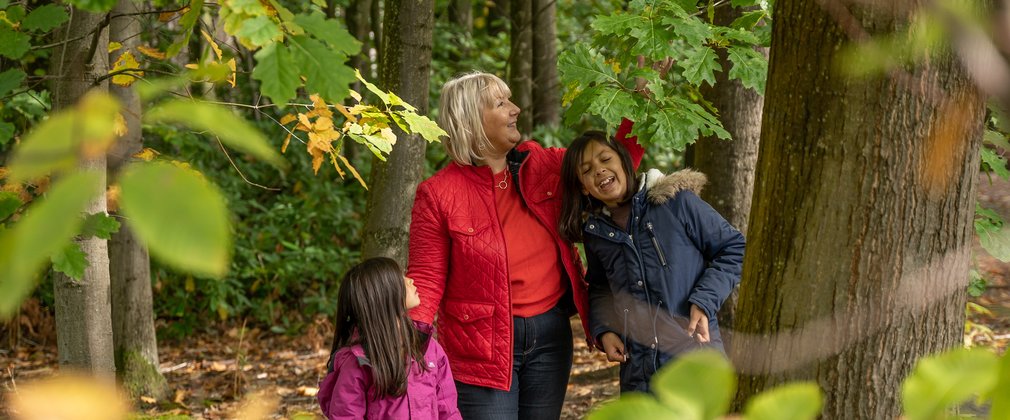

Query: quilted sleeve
407;182;450;325
676;191;746;320
318;350;369;420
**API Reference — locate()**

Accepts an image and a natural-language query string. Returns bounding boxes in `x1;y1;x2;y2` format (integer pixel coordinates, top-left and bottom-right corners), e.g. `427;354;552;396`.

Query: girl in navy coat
558;131;745;393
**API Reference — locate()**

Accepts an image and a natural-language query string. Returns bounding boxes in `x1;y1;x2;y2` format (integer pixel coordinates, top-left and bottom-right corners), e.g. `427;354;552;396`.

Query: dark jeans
455;302;574;420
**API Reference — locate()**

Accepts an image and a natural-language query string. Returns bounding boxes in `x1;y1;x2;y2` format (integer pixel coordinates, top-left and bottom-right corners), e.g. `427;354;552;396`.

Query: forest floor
3;173;1010;419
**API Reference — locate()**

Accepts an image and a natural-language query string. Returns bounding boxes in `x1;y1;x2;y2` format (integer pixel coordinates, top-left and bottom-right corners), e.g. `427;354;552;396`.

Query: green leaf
8;112;77;181
652;350;735;420
0;171;100;318
166;0;203;58
984;129;1010;151
731;10;766;30
65;0;116;12
288;35;355;104
901;348;999;420
591;13;640;36
0;192;22;221
401;112;447;143
681;46;721;87
0;27;31;59
559;45;615;87
665;14;712;49
347;133;390;161
292;12;361;56
5;4;25;22
588;86;638;127
252;43;301;106
80;212;120;239
51;242;88;280
0;1;10;9
631;15;677;60
118;162;231;278
727;46;767;92
743;383;823;420
563;85;601;127
587;393;694;420
0;122;13;146
992;351;1010;419
981;147;1010;179
145;100;287;169
21;4;69;32
0;68;26;98
236;15;282;48
731;0;762;6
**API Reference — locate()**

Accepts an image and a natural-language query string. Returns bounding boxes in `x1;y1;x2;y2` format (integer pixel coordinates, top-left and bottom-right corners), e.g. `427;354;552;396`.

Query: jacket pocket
440;301;495;362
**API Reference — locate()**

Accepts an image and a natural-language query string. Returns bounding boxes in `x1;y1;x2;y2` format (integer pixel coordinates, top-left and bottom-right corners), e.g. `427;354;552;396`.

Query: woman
406;72;641;419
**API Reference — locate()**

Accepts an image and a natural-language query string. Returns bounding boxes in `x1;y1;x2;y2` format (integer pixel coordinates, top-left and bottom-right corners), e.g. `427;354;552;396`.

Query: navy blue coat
584;169;745;392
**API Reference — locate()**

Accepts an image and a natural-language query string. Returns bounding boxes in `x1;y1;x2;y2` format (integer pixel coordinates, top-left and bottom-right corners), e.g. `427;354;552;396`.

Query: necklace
497;169;509;190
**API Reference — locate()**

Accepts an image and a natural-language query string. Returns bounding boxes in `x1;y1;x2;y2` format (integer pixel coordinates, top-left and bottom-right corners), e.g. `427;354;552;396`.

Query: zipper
646;222;668;266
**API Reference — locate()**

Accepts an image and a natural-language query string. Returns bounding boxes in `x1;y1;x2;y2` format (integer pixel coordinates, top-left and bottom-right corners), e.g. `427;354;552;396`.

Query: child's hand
688;305;710;343
600;332;627;363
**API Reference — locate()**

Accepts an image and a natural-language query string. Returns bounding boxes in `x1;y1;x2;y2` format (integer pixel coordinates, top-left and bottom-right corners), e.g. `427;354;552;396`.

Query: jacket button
608;232;615;237
463;314;469;320
467;228;474;233
546;191;553;196
650;343;656;349
589;224;595;229
637;281;643;287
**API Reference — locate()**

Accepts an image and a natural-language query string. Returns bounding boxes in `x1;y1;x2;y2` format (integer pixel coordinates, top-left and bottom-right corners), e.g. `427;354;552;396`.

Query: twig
6;367;16;395
160;362;189;373
214;136;281;191
91;67;176;86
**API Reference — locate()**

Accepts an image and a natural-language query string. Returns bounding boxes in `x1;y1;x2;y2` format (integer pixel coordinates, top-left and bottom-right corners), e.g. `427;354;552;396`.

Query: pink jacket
317;325;461;420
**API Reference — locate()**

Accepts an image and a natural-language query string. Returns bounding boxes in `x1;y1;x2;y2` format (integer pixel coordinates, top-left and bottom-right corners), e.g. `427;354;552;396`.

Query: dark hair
559;130;638;242
327;257;425;398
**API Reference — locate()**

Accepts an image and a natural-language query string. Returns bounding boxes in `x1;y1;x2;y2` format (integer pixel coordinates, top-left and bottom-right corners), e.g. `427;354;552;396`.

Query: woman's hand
599;332;627;363
687;304;710;343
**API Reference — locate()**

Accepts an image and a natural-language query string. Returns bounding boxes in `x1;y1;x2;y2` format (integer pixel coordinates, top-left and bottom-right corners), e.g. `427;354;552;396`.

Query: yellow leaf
335;104;357;123
108;42;122;53
9;375;129;420
281;132;292;154
306;94;333;119
107;185;121;212
226;58;237;88
201;30;224;60
113;113;128;137
137;45;166;60
310;148;324;174
184;63;199;69
158;9;181;22
379;127;397;146
132;148;160;162
279;114;297;125
349;89;362;102
140;396;156;404
336;154;368;190
111;51;143;87
329;152;345;178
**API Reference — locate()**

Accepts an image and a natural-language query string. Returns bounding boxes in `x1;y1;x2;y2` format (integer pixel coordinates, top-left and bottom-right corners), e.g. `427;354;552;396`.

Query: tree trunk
450;0;473;60
693;5;765;352
508;0;533;134
108;0;169;399
50;8;115;377
531;0;559;127
731;2;984;418
345;0;372;161
371;0;383;81
360;0;435;265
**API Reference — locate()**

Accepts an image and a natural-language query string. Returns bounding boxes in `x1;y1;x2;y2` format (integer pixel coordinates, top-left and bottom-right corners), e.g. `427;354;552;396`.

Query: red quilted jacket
406;141;589;391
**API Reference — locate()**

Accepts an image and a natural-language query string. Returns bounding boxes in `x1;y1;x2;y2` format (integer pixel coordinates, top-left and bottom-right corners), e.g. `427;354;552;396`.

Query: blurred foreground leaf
119;162;231;278
743;382;822;420
902;348;998;420
0;171;101;317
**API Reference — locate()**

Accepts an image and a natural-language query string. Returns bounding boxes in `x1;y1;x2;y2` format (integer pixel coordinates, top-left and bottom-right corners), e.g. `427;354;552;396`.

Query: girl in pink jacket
318;257;461;419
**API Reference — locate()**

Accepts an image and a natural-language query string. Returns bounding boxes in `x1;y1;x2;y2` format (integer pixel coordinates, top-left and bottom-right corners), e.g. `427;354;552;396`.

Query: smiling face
480;91;521;157
404;276;420;310
579;140;629;208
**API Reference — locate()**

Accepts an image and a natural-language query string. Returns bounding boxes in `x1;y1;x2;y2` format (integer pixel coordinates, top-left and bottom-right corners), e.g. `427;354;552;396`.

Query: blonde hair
438;72;512;166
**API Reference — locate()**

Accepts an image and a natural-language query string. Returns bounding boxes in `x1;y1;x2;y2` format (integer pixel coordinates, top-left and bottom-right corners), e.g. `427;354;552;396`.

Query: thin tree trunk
50;7;115;377
450;0;473;60
371;0;383;81
108;0;169;399
361;0;435;265
508;0;532;134
346;0;372;161
693;5;765;351
731;1;984;417
531;0;559;127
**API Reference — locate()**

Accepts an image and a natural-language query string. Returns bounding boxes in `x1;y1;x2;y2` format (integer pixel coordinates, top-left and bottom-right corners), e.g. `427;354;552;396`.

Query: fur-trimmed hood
640;168;708;205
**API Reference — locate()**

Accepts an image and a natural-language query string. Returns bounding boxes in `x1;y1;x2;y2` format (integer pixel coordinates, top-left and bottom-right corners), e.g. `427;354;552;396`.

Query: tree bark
345;0;372;161
531;0;559;127
450;0;473;60
371;0;383;81
50;7;116;377
508;0;533;134
731;1;984;417
108;0;169;399
693;5;765;351
360;0;435;265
